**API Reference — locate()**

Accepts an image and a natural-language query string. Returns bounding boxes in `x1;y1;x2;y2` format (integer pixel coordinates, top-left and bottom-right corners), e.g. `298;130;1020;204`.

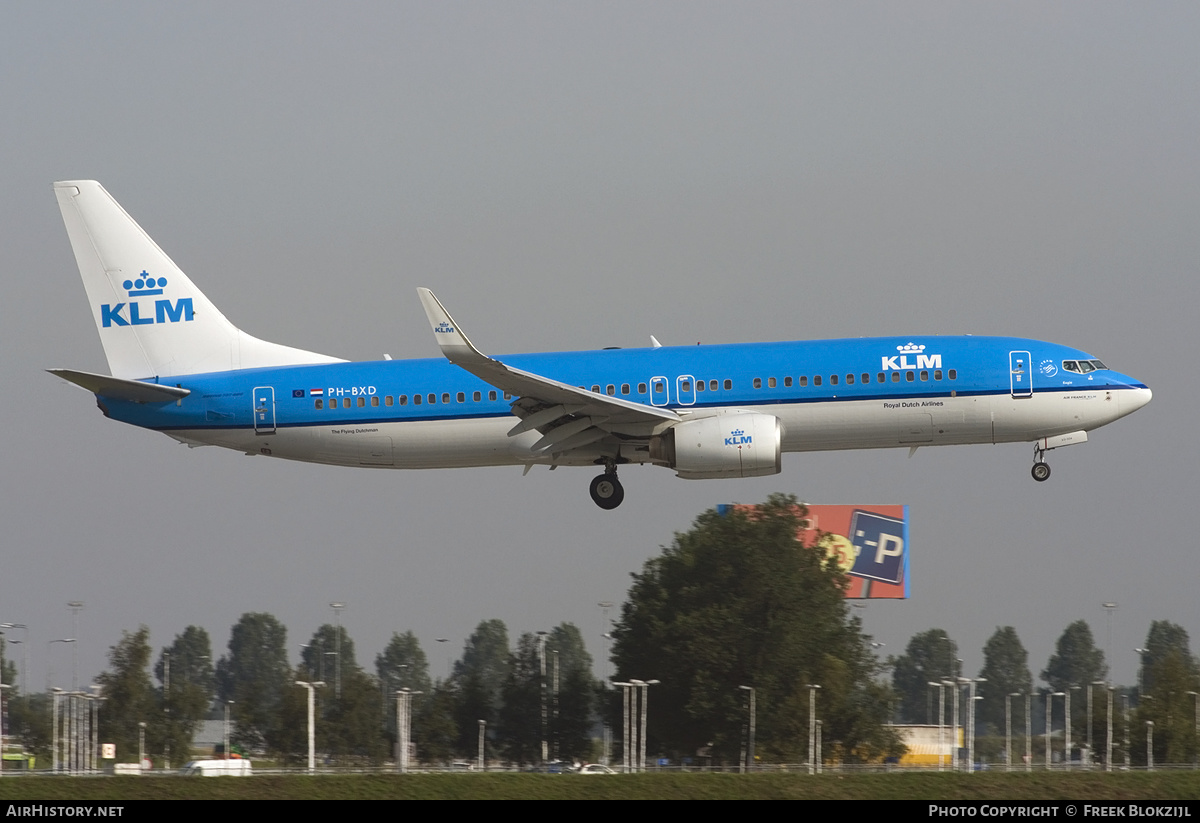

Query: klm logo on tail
100;270;194;328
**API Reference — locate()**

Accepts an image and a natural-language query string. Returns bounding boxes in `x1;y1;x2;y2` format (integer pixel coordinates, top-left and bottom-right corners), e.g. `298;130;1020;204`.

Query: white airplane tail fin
53;180;342;379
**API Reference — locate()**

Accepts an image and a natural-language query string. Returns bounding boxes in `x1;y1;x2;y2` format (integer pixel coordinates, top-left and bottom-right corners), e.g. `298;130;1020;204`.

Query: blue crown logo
730;429;744;437
897;343;925;353
123;270;168;297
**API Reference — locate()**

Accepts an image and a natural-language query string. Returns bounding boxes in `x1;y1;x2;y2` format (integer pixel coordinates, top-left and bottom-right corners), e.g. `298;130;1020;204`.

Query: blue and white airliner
50;181;1152;509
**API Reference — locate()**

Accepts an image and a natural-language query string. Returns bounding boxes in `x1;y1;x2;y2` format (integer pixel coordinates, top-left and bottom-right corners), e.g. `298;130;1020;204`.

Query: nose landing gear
589;468;624;509
1031;442;1051;482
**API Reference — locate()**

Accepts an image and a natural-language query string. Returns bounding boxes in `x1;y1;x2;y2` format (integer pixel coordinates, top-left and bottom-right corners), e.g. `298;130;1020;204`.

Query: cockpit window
1064;359;1108;374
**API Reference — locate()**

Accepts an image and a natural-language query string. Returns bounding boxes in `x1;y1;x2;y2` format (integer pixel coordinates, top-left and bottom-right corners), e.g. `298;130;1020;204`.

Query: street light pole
329;603;345;700
613;681;632;773
739;686;755;773
295;680;325;774
807;684;822;774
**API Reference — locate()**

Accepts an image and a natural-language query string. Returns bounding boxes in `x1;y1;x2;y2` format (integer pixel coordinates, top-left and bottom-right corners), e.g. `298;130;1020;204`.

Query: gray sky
3;2;1195;694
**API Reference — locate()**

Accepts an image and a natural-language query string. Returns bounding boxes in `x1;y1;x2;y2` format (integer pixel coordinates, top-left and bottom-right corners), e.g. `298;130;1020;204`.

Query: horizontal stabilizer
48;368;190;403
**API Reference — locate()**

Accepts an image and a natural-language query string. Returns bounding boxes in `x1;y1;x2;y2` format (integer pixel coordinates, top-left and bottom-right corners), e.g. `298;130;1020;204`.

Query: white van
180;759;252;777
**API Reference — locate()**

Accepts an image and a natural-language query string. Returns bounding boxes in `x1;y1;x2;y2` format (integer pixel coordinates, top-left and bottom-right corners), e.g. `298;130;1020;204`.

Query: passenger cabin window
799;376;808;387
414;394;422;405
767;377;776;388
428;393;436;404
784;376;792;387
830;375;838;386
814;376;822;387
846;374;854;385
934;370;942;380
400;395;408;405
710;380;718;391
753;378;762;389
592;385;601;393
723;379;732;390
343;398;351;408
372;396;380;407
638;383;648;394
504;392;512;400
920;371;928;381
386;396;394;406
457;392;465;403
442;393;451;404
891;372;900;383
622;384;630;395
948;369;957;380
905;371;915;382
877;373;885;383
315;399;323;409
861;373;869;384
357;397;366;407
473;391;481;402
696;381;705;392
489;391;497;401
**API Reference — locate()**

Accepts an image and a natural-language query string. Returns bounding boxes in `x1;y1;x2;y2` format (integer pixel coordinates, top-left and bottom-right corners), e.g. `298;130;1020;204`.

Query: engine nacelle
650;412;783;479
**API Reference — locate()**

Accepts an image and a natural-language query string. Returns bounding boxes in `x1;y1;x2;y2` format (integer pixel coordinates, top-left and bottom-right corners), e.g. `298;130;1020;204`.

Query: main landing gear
589;468;625;510
1031;442;1051;482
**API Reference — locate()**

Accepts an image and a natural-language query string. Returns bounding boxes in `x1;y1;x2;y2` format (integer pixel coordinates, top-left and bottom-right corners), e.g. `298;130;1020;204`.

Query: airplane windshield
1063;359;1108;374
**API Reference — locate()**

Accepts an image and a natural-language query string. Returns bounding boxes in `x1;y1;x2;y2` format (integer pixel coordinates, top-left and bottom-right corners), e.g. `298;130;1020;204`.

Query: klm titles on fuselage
100;271;193;328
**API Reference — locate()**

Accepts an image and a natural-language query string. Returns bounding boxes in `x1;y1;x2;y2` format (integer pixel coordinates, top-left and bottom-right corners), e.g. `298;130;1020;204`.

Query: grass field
0;772;1198;800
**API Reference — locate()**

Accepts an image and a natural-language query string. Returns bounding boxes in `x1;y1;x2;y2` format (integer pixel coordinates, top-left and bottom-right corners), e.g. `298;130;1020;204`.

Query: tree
215;613;290;752
376;631;432;695
376;631;433;758
155;626;215;763
977;627;1033;735
546;623;597;762
301;623;357;689
0;636;17;694
453;620;510;709
611;494;903;764
1140;621;1197;696
451;619;510;756
1042;620;1107;692
323;667;387;764
1134;646;1199;766
891;629;959;725
497;632;544;765
95;627;156;763
414;680;458;764
1042;620;1107;748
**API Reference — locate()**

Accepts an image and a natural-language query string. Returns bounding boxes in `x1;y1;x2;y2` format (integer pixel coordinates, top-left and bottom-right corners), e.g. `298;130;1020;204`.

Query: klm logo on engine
882;342;941;371
100;271;194;328
725;428;752;447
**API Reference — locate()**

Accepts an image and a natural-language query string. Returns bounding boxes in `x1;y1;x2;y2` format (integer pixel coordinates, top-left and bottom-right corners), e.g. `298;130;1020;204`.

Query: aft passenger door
253;386;276;434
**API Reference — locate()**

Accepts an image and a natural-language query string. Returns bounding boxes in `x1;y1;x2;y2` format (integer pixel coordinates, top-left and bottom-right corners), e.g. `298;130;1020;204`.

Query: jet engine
650;412;782;479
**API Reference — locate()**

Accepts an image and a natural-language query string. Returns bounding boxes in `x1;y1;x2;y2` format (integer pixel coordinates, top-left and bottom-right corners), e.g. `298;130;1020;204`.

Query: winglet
417;288;489;365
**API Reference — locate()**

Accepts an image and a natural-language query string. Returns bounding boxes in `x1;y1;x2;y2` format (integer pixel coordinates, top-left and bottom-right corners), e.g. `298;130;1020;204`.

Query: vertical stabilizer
53;181;342;379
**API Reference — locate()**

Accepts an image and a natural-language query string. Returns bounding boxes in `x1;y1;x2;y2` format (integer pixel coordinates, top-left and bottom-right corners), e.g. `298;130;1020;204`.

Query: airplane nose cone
1119;386;1152;416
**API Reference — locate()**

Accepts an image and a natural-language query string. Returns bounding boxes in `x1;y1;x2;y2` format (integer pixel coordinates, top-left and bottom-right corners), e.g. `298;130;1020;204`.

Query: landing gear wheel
1031;462;1051;482
589;473;625;509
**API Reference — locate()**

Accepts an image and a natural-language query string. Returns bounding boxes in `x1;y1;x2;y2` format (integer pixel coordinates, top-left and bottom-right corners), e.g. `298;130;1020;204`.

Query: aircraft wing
417;288;678;455
49;368;191;403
